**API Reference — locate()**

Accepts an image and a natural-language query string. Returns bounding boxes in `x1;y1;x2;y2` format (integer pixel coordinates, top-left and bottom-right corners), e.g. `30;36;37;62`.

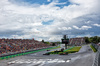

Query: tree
84;37;90;43
98;37;100;42
52;43;55;46
85;36;100;44
44;42;50;45
93;36;99;43
42;40;44;43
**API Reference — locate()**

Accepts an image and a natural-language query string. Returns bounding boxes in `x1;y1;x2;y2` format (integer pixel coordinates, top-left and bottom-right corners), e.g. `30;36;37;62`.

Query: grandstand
69;37;86;46
0;38;49;55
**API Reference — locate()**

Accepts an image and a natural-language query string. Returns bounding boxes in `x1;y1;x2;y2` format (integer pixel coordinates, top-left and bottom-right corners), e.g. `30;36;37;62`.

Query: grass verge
48;46;81;54
90;45;97;52
63;46;81;53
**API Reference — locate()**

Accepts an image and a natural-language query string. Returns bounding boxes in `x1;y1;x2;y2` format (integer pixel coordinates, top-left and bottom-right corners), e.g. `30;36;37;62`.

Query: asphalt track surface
0;45;96;66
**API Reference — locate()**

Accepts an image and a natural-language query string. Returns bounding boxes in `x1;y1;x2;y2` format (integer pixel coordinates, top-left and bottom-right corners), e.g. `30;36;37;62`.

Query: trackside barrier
92;43;100;66
91;43;99;50
0;46;60;60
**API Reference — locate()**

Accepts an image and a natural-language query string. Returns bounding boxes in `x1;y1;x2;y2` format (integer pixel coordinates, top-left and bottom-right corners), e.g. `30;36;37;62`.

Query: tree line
85;36;100;44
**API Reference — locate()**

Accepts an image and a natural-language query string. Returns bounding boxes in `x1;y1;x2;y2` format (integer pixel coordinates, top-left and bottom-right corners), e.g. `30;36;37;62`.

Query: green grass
64;46;81;53
90;45;97;52
63;46;81;53
48;46;81;54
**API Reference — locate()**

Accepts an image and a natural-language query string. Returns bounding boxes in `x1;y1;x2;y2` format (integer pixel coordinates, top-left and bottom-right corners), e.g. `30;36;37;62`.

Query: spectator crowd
69;37;86;46
0;38;50;55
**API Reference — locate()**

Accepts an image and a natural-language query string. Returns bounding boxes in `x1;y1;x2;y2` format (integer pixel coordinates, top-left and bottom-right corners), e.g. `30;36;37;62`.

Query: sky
0;0;100;42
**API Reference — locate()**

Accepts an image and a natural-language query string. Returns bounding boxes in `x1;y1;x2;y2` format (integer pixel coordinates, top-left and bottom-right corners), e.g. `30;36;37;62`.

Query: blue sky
42;20;54;25
0;0;100;41
9;0;71;8
10;0;70;5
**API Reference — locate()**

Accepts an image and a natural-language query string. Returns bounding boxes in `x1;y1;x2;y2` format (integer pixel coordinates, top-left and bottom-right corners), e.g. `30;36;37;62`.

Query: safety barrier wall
0;46;60;60
91;43;99;50
92;43;100;66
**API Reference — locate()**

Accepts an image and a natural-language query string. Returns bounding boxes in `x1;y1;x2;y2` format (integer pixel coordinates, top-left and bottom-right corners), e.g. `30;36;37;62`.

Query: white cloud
58;27;72;30
73;25;92;30
93;24;100;27
85;21;91;24
47;0;51;2
0;0;100;41
48;35;62;42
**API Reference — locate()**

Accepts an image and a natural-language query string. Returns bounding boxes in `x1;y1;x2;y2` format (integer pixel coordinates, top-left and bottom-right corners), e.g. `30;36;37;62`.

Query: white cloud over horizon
73;25;92;30
93;24;100;27
0;0;100;42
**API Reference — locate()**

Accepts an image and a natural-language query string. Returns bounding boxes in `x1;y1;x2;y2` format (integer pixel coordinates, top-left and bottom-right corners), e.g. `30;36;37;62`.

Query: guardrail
91;43;100;66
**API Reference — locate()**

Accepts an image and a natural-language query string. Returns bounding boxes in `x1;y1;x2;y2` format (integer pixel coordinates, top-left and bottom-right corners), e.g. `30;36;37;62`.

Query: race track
0;45;96;66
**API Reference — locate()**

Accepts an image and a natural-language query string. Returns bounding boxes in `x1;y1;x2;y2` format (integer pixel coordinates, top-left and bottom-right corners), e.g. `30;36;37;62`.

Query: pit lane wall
92;43;100;66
